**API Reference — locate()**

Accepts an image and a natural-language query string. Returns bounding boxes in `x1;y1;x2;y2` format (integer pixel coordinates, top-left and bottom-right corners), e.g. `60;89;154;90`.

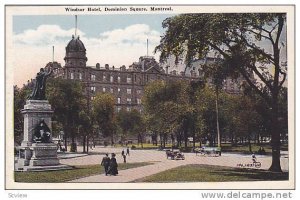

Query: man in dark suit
101;154;110;175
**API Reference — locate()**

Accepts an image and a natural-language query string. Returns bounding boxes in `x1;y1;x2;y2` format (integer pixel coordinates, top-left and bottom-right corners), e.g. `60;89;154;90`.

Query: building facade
48;35;244;112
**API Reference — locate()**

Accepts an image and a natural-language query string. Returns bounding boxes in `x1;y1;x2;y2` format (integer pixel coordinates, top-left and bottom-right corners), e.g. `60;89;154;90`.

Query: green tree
116;109;145;146
156;13;286;172
14;85;31;144
78;110;93;153
92;92;116;145
46;78;86;152
143;80;191;148
195;86;222;147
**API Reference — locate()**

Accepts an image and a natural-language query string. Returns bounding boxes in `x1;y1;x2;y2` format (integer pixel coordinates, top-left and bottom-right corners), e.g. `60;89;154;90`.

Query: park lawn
221;143;288;154
15;162;153;183
135;164;288;182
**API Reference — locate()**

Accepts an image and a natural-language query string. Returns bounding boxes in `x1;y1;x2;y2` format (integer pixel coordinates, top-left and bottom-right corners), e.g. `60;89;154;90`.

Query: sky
12;14;287;87
12;14;174;86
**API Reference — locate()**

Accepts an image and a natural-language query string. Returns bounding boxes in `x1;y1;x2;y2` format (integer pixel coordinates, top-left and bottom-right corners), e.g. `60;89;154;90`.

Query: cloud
98;24;160;45
13;25;85;46
12;24;162;86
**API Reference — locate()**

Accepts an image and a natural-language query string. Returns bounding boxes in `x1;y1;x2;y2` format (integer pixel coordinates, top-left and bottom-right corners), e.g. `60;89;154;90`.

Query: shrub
179;147;193;152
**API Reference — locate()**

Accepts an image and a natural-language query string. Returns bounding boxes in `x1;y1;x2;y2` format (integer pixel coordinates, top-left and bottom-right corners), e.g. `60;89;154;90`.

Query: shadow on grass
135;164;288;183
15;162;153;183
210;166;288;181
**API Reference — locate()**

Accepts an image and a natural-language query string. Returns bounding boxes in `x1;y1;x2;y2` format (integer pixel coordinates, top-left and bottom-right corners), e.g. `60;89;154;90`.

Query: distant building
38;34;245;111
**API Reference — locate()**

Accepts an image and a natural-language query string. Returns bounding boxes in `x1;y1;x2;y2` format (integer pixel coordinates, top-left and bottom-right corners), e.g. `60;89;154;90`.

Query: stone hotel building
46;35;244;111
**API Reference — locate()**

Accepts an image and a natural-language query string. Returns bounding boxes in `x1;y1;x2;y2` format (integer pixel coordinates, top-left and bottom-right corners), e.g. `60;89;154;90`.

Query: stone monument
16;67;70;171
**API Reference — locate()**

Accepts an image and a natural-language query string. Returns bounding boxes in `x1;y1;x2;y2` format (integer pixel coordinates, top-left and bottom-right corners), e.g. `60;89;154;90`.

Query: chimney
165;65;169;74
96;63;100;69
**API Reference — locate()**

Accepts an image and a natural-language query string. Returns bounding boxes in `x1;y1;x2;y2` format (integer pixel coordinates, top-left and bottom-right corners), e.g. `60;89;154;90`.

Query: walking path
63;146;289;183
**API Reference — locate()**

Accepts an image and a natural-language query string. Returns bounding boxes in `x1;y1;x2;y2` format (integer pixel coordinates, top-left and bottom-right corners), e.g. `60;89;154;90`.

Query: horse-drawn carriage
194;147;221;156
166;149;185;160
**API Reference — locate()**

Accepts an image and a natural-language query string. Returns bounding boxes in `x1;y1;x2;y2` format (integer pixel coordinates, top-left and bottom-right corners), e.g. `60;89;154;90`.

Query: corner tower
64;35;87;68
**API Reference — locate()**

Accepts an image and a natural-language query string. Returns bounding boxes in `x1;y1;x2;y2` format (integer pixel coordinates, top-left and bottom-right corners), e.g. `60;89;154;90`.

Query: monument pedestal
16;100;71;171
29;143;59;166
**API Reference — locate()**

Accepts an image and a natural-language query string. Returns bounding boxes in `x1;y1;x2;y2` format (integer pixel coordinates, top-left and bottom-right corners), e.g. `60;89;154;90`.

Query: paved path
64;146;289;183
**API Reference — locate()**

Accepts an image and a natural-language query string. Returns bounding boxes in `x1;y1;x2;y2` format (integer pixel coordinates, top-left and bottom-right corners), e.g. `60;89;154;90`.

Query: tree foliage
155;13;287;172
92;92;116;144
46;78;86;151
14;85;31;144
116;109;145;145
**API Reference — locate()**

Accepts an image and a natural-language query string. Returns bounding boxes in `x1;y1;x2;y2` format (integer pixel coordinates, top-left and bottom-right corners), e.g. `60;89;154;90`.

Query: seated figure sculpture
33;120;51;143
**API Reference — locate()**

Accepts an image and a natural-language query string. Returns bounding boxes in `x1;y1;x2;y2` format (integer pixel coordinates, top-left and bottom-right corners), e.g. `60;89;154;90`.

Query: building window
118;76;121;83
127;88;132;94
91;96;95;100
103;74;106;81
79;73;82;80
103;87;106;92
91;74;96;81
137;98;141;104
127;98;131;104
117;107;121;112
137;89;142;95
110;76;114;83
117;97;121;104
110;88;114;93
118;88;121;93
70;72;74;79
91;86;96;93
127;107;131;111
127;77;132;83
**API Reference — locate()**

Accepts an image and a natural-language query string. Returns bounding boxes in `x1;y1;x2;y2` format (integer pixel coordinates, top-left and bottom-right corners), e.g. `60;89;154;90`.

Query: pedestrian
126;147;130;156
108;153;118;176
121;149;125;156
100;153;110;176
123;154;126;163
251;152;257;163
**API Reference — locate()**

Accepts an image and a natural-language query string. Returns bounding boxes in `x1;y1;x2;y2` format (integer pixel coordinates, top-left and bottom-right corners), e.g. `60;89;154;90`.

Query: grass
15;162;153;183
135;164;289;182
221;143;288;154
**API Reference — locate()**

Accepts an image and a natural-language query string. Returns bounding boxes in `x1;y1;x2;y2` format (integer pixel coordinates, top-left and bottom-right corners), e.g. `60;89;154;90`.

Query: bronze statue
33;120;51;143
29;68;52;100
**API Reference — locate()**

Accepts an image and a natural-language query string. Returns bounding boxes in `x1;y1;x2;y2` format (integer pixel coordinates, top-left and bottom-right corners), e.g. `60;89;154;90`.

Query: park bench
195;147;221;156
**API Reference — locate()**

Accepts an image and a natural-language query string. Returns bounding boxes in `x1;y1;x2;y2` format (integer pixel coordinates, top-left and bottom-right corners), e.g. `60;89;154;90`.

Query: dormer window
91;74;96;81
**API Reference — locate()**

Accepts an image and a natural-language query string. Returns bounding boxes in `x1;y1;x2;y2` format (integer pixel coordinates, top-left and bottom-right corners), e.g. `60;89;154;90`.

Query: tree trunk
269;97;282;172
64;128;68;152
193;134;195;149
248;135;252;153
231;134;234;146
141;134;143;148
184;131;188;149
160;133;163;147
86;136;89;154
215;89;221;148
83;135;86;153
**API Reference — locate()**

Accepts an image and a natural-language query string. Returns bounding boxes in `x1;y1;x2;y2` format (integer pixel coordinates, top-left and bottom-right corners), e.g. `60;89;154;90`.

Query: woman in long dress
108;153;118;176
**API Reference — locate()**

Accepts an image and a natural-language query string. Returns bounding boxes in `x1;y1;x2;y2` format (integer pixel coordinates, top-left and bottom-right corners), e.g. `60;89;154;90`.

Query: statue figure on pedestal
29;68;53;100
